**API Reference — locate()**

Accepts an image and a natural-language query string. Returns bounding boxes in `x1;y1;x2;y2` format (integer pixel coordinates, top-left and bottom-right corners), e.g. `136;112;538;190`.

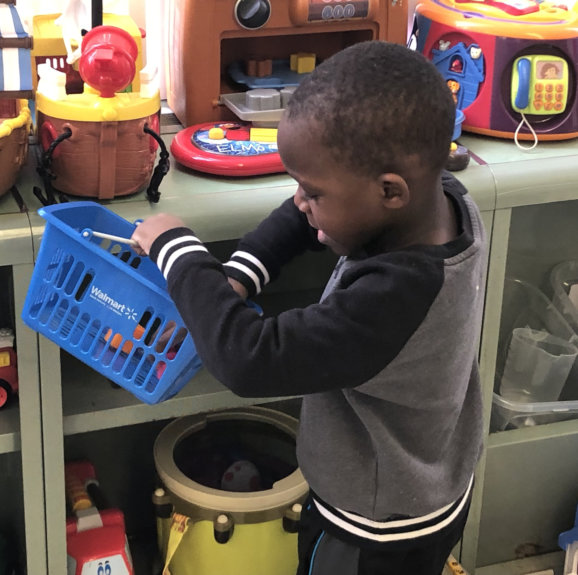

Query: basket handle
81;228;138;247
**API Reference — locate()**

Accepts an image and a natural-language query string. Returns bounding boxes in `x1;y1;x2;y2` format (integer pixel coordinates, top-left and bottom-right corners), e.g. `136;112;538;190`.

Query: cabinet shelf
488;417;578;447
60;352;283;435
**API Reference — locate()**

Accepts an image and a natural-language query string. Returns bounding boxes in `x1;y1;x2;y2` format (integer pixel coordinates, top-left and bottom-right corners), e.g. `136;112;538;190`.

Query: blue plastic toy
559;504;578;575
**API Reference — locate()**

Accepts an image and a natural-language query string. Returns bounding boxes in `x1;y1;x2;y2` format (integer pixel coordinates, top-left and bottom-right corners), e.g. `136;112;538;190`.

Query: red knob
79;26;138;98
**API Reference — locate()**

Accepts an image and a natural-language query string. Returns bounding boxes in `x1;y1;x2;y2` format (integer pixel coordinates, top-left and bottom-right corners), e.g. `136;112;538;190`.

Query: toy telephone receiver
510;54;569;149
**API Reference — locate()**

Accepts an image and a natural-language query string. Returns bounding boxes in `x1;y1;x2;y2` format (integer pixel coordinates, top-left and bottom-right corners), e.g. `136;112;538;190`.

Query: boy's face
278;116;391;256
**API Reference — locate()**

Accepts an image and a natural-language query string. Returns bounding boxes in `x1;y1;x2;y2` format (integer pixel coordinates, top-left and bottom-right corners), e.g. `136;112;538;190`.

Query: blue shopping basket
21;201;203;404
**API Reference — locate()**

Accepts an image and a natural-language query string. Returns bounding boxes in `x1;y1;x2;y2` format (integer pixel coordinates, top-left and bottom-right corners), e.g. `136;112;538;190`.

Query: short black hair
285;41;455;177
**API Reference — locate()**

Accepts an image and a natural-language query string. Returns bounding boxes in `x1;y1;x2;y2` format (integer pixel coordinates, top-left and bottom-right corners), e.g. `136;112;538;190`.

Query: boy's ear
378;173;410;208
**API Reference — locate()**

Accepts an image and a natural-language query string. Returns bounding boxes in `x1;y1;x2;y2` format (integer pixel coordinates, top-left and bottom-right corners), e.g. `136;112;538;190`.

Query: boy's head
283;41;455;179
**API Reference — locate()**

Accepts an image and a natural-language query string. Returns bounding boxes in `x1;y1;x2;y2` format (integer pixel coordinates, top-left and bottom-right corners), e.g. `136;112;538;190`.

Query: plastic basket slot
138;309;154;335
134;356;157;391
41;247;68;284
58;306;80;340
136;309;180;351
111;340;134;374
54;254;76;290
91;327;121;365
47;299;69;334
73;270;94;302
79;318;102;354
69;312;91;347
144;316;164;346
142;354;160;393
117;250;132;263
152;360;166;389
129;257;142;270
168;327;188;355
151;320;181;354
122;347;146;382
37;292;60;326
98;325;115;367
62;261;87;297
26;284;52;320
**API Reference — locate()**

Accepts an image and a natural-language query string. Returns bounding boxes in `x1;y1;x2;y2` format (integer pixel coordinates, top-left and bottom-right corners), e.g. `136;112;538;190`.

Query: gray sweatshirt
149;172;487;531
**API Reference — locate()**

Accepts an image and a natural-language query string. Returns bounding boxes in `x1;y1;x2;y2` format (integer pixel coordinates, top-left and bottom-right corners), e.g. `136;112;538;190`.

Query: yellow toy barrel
153;406;309;575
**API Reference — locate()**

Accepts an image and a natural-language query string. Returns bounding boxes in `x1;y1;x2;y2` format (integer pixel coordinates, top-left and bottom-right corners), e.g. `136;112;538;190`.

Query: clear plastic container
491;392;578;431
499;326;577;403
550;260;578;335
491;278;578;431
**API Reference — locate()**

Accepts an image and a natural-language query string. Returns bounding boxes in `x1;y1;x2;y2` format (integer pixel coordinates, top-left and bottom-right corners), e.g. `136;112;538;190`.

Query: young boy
132;41;487;575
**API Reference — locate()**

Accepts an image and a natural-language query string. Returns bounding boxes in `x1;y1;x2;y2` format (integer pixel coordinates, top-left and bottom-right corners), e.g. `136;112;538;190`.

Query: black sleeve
223;197;325;297
149;231;444;398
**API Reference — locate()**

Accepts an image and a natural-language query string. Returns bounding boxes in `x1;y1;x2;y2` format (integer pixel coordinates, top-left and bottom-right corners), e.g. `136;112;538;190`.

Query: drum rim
154;406;309;519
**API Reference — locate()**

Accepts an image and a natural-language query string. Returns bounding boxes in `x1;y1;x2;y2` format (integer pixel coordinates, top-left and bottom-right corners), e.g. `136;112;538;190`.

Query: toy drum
153;406;309;575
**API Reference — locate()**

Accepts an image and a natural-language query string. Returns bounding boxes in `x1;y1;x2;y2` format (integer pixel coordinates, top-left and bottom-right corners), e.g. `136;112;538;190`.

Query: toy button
208;127;225;140
535;83;544;91
555;84;564;92
544;102;553;110
545;93;553;101
534;101;542;110
555;93;564;101
545;84;554;92
554;102;563;111
534;92;543;100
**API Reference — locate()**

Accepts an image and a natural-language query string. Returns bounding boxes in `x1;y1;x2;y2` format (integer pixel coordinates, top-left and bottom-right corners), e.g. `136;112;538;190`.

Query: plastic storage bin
491;392;578;431
491;278;578;431
21;202;203;404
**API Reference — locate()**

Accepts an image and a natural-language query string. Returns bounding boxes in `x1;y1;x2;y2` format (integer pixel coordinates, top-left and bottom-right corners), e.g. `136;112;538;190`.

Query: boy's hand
131;213;186;256
228;277;249;300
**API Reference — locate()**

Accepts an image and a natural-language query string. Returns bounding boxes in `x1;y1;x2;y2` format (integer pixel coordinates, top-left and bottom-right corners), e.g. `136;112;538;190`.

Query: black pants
296;492;472;575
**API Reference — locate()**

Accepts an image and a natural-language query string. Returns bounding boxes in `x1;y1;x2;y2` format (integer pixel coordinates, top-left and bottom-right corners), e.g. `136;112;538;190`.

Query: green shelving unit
2;131;578;574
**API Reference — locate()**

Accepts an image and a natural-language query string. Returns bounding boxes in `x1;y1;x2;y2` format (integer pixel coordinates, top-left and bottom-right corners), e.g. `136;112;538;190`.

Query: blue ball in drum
453;109;465;141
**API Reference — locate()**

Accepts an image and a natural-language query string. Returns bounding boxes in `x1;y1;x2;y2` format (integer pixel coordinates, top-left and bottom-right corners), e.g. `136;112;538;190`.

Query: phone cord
514;112;538;151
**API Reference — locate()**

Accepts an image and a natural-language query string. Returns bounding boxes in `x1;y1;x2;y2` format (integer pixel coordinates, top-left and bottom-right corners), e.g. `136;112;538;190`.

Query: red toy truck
65;461;134;575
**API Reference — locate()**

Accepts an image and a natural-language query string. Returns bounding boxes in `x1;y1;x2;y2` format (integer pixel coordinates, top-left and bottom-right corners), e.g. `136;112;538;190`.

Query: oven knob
235;0;271;29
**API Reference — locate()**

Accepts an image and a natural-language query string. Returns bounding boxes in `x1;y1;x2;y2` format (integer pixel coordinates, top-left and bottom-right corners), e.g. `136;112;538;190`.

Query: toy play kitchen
166;0;409;175
414;0;578;143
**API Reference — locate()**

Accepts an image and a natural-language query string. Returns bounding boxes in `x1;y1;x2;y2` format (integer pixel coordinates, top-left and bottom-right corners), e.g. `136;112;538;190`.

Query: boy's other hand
228;277;249;300
131;213;186;256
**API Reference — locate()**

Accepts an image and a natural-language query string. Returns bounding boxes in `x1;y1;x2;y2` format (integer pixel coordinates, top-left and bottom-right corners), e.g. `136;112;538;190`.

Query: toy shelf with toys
1;0;578;573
